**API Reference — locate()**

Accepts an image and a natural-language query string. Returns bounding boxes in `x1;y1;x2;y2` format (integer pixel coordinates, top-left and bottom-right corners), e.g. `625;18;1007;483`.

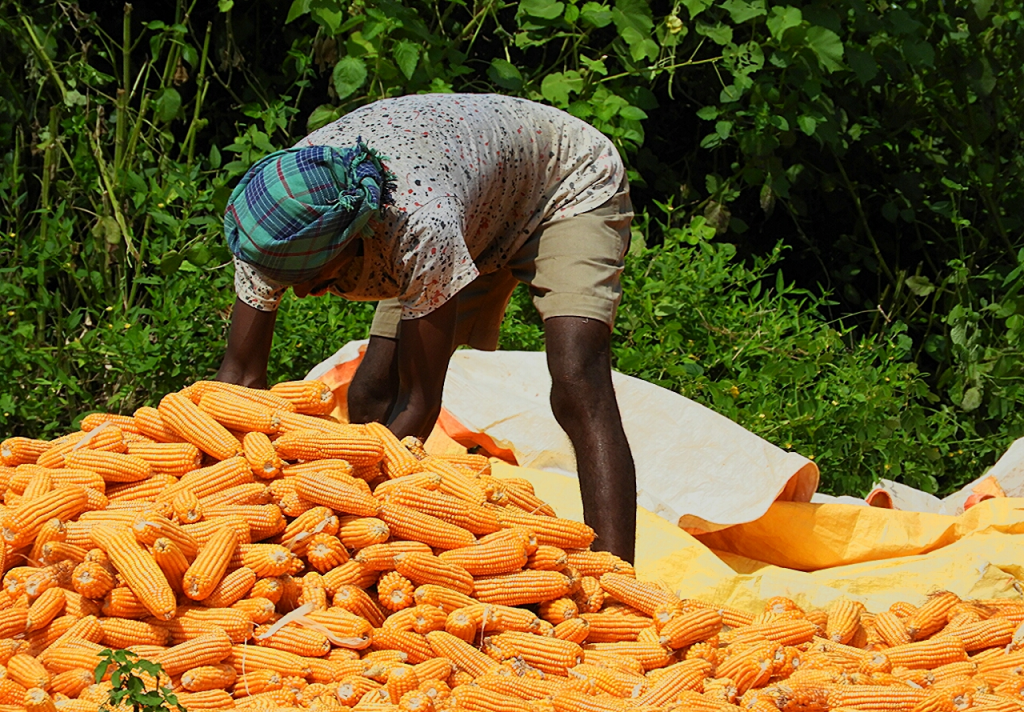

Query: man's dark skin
218;245;637;561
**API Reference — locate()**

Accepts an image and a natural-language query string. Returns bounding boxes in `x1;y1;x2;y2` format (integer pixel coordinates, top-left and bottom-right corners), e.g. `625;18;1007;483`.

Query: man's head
224;142;392;284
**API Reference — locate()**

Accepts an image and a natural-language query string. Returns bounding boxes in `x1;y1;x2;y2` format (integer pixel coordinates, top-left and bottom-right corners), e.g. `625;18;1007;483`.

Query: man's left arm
387;296;457;440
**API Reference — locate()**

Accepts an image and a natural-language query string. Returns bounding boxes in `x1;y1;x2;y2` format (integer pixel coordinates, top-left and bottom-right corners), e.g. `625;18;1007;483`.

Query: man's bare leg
544;316;636;562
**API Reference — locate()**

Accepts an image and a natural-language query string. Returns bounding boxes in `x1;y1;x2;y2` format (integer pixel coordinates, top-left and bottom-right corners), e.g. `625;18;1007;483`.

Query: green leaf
312;6;343;32
619;105;647;120
180;43;198;68
961;386;982;411
696;106;719;120
541;71;584;106
846;47;878;84
905;276;936;297
612;0;654;39
185;245;212;267
681;0;713;19
307;105;340;133
286;0;311;22
696;22;733;45
805;26;844;72
208;144;222;170
153;88;182;122
332;56;367;100
973;0;994;19
902;38;934;67
218;0;234;11
797;115;817;135
766;6;802;41
721;0;766;24
520;0;565;20
487;59;523;91
393;41;420;80
580;2;613;27
580;55;608;75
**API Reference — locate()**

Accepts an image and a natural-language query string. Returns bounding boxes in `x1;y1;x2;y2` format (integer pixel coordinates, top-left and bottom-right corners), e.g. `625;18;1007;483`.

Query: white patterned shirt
234;93;624;319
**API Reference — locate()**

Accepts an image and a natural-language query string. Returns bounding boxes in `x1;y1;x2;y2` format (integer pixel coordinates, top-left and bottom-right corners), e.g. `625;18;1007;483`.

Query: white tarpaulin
310;342;819;533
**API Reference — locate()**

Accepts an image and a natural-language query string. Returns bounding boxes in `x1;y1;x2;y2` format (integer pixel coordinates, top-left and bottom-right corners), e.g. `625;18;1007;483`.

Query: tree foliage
1;0;1021;494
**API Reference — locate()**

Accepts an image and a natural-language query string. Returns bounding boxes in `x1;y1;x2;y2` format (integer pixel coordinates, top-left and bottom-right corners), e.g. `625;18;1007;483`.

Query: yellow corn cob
182;381;296;410
243;431;283;479
158;606;255;644
657;608;723;649
158;393;242;460
7;654;51;690
183;526;239;600
80;413;140;434
826;598;865;645
398;689;434;712
874;610;912;647
907;591;962;641
444;603;542;643
286;471;376;516
377;503;475;550
378;572;416;611
269;380;337;415
274;427;384;465
131;511;200;558
91;523;176;619
198;390;281;434
205;503;285;540
1;486;89;549
63;450;151;483
581;610;655;644
101;586;151;619
48;668;94;698
826;685;928;710
99;617;171;647
40;540;89;567
158;456;253;504
370;628;435;664
475;674;568;703
492;480;555;517
334;675;380;706
364;423;422;479
385;486;500;535
1;438;50;467
25;587;66;632
201;483;273;510
567;661;648;698
106;474;179;502
254;622;331;657
274;411;349;437
39;427;127;468
238;543;297;577
29;517;66;561
150;537;189;596
394;553;474;596
171;488;203;525
554;618;591;644
943;618;1014;652
133;406;183;443
176;517;249;556
885;636;968;670
385;605;447;636
322;560;377;591
152;629;233;676
449;686;533;712
583;642;674;671
423;631;500;677
418;457;488;505
597;574;677;616
333;585;386;627
12;465;106;495
487;630;583;674
232;595;276;624
373;472;442;500
305;533;351;572
435;534;528;577
126;441;202;476
474;570;572;606
200;566;257;608
538;597;579;625
526;545;568;571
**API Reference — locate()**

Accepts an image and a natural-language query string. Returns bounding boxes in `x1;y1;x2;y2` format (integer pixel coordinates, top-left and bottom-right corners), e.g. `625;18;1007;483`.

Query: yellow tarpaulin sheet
494;462;1024;615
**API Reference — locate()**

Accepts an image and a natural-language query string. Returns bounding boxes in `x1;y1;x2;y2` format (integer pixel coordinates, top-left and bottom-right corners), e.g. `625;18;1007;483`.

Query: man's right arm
215;298;277;389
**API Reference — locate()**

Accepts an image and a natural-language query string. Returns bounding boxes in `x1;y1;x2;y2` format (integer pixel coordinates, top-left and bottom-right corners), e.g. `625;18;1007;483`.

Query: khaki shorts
370;183;634;350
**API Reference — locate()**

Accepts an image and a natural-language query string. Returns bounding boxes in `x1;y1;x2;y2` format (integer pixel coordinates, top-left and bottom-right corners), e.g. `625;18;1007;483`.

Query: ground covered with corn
0;380;1022;712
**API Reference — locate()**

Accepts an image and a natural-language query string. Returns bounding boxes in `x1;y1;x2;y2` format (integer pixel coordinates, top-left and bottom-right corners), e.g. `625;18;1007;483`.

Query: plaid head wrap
224;142;394;284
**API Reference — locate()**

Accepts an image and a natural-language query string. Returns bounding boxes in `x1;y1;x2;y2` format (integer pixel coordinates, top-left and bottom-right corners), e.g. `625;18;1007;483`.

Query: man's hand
388;298;457;440
215;298;277;389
